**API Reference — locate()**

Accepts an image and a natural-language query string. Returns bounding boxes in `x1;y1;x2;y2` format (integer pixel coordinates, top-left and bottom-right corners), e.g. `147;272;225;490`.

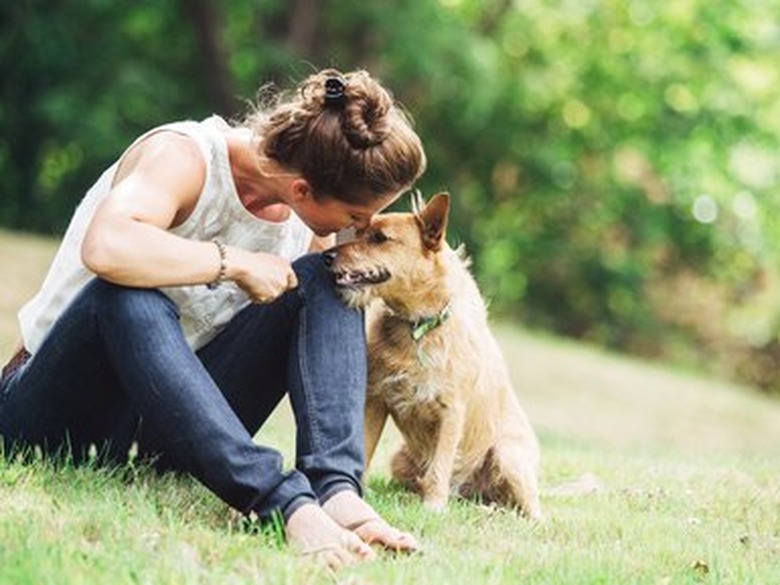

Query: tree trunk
286;0;321;57
179;0;237;116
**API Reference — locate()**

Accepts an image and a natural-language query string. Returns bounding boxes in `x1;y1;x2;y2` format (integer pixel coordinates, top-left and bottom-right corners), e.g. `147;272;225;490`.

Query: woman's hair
244;68;426;205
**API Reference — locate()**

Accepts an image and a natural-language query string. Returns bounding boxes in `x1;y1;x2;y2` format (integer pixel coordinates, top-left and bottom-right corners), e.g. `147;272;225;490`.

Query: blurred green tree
2;0;780;393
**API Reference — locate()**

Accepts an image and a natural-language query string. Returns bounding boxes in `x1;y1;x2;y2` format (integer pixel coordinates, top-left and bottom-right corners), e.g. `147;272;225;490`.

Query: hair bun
252;67;426;204
332;70;392;149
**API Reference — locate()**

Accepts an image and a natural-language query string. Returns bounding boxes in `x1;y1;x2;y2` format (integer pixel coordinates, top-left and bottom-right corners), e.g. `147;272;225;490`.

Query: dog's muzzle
331;266;391;288
322;248;391;288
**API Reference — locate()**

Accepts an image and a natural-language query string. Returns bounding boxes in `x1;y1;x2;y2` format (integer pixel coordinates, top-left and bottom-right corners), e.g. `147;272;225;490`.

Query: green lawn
1;229;778;584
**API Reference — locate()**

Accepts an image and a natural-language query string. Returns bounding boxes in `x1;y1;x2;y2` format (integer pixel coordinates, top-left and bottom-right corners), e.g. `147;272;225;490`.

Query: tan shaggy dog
325;193;541;518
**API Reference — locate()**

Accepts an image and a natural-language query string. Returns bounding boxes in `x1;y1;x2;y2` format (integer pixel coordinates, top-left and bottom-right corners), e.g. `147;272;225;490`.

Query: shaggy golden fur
326;193;541;517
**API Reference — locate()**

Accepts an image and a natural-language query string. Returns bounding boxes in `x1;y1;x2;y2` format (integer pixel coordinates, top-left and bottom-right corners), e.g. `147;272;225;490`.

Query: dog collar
411;303;451;341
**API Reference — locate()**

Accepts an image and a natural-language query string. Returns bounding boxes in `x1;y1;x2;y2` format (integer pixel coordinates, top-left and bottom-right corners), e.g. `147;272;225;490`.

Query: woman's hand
226;248;299;303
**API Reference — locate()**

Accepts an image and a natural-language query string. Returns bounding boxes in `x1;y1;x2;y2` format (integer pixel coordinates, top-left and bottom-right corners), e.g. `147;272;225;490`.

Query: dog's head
324;192;451;312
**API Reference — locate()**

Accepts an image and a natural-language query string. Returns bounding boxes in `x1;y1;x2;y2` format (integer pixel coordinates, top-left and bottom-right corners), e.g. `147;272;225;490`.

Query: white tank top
18;115;314;353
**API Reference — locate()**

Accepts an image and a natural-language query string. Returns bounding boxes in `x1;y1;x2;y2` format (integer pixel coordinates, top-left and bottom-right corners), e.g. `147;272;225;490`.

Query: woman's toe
353;519;421;552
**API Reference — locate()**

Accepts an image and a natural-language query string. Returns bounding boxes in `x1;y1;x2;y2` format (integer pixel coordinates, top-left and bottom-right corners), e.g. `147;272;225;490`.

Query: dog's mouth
332;266;391;289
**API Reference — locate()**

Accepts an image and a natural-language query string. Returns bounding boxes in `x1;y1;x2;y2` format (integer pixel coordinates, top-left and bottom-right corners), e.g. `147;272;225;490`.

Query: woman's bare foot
322;490;421;553
285;502;376;570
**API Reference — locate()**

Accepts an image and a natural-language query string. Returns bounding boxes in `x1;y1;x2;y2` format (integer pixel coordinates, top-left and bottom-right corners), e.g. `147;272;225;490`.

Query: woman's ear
290;178;314;203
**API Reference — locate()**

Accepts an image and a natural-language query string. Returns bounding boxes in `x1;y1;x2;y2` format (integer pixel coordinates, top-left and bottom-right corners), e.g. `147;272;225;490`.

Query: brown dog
326;193;541;518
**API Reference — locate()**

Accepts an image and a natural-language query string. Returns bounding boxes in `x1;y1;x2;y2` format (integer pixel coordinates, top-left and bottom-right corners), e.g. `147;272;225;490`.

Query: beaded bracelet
207;238;227;289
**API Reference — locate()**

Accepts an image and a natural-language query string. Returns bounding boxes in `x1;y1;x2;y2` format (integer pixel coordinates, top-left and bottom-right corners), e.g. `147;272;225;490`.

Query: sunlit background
3;0;780;395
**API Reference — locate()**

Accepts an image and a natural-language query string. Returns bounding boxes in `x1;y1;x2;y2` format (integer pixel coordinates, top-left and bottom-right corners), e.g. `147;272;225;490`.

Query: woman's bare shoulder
114;129;207;188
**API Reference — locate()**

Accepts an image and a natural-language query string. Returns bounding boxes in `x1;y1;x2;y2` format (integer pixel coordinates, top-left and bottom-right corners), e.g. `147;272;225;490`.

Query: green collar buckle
411;303;451;341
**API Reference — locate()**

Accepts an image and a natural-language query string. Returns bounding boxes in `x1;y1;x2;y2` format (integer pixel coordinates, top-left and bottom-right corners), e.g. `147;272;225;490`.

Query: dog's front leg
420;399;465;512
364;396;389;470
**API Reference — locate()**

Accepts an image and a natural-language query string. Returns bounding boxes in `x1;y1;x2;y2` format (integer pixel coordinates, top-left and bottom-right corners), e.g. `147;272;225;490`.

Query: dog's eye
369;230;389;244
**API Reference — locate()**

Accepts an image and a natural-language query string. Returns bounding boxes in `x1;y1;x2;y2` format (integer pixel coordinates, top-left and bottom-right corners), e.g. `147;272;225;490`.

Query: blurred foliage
3;0;780;393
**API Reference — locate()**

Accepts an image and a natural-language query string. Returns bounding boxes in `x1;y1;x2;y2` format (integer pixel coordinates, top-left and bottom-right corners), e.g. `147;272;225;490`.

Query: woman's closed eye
350;214;372;231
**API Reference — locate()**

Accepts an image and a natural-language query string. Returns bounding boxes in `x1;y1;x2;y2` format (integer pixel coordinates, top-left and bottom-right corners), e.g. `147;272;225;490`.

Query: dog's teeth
335;271;353;286
333;267;384;288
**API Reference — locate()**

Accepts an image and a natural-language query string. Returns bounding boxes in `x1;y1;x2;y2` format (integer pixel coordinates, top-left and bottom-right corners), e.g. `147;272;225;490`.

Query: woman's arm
81;131;214;288
81;132;297;301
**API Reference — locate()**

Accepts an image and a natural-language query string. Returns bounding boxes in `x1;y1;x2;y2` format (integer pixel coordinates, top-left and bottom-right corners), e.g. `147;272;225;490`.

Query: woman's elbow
81;230;121;278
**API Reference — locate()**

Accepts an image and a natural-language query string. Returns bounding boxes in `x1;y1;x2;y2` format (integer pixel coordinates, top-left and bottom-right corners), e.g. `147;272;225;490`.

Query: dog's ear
417;192;450;251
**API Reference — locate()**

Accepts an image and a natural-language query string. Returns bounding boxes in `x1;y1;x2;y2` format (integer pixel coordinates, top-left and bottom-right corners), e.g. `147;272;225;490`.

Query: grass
1;228;779;584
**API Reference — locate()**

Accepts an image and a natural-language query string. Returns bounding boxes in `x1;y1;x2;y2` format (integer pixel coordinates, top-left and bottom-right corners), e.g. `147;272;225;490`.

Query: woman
0;68;426;568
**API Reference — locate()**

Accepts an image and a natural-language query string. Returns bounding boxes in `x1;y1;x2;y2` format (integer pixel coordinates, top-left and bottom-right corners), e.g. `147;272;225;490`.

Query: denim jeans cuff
318;479;361;506
248;469;317;523
281;493;318;523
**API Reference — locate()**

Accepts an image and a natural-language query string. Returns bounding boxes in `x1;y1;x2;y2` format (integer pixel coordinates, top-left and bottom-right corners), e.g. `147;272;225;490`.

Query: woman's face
295;190;401;237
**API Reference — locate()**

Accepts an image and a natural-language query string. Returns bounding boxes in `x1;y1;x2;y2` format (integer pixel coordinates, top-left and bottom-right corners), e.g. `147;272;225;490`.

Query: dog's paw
523;501;544;522
422;497;448;513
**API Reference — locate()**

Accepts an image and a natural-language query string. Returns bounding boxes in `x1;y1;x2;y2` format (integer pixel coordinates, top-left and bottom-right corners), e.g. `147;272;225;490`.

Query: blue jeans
0;254;367;522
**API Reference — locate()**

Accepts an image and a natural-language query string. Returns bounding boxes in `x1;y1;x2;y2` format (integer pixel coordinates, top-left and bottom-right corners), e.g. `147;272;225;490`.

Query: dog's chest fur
367;311;462;435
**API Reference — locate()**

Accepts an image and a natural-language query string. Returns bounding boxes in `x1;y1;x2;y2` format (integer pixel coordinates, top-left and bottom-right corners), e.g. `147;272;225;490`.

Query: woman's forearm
81;214;222;288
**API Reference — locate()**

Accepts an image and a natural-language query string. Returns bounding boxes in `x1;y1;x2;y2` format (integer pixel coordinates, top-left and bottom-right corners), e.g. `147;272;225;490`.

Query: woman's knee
292;253;362;321
86;279;179;326
292;253;333;290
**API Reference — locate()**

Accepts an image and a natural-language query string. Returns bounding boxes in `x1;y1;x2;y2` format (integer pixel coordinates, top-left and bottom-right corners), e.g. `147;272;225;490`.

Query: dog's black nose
321;248;337;267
